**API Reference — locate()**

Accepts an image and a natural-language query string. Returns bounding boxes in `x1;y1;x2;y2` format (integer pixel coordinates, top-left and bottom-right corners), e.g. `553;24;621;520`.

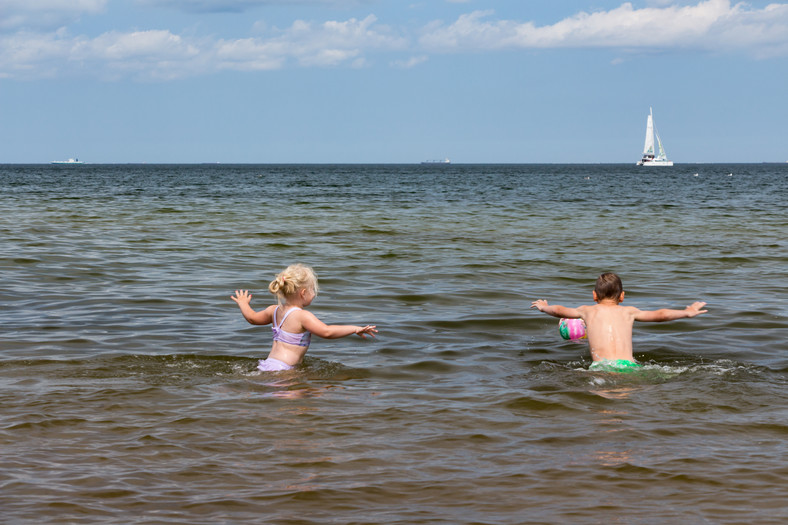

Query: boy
531;273;707;370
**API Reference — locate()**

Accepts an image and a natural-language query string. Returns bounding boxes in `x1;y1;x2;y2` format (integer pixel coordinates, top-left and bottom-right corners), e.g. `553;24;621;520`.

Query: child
231;264;377;372
531;272;707;370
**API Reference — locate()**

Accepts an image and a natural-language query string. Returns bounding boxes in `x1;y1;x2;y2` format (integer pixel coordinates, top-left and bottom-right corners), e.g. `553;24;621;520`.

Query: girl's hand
231;290;252;306
355;325;378;338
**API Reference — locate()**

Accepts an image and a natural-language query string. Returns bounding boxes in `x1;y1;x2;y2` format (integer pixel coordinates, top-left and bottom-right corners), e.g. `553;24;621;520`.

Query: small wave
523;357;772;384
637;358;767;378
0;353;371;385
566;358;774;392
401;359;459;373
503;395;583;413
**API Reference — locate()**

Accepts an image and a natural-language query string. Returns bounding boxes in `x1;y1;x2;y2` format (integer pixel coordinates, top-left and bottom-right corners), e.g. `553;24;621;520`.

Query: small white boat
636;108;673;166
421;158;451;165
51;158;84;164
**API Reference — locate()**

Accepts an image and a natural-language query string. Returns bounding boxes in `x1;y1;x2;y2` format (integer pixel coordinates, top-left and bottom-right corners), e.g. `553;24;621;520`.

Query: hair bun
268;264;318;301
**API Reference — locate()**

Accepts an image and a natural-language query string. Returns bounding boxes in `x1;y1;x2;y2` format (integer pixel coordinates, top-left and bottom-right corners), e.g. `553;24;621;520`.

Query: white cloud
0;13;406;79
283;15;406;66
419;0;788;57
0;28;204;80
1;1;787;80
212;37;287;71
215;15;406;70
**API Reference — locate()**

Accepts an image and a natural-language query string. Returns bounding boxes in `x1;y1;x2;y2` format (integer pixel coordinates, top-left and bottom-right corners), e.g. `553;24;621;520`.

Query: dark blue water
1;163;787;523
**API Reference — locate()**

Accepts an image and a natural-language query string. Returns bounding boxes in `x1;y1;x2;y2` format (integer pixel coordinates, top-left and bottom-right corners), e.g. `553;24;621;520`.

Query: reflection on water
590;386;640;400
592;449;635;467
266;380;339;400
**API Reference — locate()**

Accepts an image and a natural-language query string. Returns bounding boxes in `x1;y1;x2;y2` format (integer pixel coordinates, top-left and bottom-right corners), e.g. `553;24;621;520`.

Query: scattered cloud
0;13;405;80
1;0;787;80
391;54;428;68
419;1;788;58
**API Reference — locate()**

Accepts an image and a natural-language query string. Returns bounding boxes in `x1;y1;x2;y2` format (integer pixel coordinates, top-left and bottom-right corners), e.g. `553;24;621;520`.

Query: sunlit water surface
1;164;786;523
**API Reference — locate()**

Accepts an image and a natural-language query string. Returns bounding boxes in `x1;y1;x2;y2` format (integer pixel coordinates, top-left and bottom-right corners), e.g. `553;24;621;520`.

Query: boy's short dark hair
595;273;623;300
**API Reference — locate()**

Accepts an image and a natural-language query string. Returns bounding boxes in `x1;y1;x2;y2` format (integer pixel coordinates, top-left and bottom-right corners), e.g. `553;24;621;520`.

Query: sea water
1;163;786;523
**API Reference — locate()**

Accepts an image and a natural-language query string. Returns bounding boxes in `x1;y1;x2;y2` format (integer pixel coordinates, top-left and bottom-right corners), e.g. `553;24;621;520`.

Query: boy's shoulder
581;302;626;310
585;302;639;315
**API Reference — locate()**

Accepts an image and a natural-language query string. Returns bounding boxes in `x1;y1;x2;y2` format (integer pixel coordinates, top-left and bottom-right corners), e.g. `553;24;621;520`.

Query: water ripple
1;163;787;523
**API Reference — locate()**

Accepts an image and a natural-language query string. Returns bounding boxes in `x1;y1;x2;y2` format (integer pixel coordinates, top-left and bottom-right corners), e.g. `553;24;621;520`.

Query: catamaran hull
637;160;674;166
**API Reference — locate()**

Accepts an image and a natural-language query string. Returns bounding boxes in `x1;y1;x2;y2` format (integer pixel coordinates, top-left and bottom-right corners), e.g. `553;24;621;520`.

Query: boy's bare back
577;301;641;362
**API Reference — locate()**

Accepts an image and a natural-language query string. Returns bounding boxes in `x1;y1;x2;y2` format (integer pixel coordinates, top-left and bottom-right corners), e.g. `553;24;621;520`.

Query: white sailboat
637;108;673;166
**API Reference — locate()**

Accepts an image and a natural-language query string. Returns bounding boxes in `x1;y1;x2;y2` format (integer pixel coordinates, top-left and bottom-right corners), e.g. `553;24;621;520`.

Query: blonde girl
232;264;377;371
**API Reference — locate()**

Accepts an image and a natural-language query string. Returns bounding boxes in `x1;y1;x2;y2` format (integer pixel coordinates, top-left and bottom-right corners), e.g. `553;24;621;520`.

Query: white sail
637;107;673;166
655;129;667;161
643;110;655;156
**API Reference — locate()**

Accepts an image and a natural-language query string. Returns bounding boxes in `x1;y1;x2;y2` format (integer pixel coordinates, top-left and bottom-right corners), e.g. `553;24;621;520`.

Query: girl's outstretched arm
231;290;275;325
299;310;378;339
531;300;582;319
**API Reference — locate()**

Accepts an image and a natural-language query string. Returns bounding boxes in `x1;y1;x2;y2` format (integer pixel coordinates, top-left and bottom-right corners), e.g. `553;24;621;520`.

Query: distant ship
636;108;673;166
421;158;451;165
51;158;84;164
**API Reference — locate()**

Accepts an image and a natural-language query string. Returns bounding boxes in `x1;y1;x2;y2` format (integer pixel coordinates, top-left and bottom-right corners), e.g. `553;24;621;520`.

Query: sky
1;0;787;163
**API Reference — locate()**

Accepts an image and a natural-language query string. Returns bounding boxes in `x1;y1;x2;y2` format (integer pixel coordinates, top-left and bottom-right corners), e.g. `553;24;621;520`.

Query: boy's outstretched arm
634;301;708;322
531;300;582;319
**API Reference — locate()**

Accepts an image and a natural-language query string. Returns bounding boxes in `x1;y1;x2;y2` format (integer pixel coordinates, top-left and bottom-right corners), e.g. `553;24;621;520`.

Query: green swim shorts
589;359;643;373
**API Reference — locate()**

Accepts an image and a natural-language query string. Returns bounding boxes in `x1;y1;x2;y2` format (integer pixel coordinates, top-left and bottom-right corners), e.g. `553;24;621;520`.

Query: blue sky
1;0;786;163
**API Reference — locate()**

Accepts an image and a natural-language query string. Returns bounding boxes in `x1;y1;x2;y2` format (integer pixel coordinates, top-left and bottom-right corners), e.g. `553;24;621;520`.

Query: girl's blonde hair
268;264;318;301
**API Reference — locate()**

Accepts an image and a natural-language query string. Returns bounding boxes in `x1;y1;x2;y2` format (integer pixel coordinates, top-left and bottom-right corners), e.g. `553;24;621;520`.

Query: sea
1;163;786;524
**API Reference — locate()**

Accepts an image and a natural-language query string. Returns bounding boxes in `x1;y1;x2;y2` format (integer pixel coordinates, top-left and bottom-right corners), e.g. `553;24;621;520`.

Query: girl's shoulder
279;305;315;320
290;306;317;320
262;304;280;317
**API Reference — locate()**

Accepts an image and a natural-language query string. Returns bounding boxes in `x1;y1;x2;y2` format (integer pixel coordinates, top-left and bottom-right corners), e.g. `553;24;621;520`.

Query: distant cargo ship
51;158;84;164
421;158;450;165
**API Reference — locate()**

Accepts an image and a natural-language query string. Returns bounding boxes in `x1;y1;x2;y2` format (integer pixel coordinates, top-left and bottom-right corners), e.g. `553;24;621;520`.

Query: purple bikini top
271;306;311;347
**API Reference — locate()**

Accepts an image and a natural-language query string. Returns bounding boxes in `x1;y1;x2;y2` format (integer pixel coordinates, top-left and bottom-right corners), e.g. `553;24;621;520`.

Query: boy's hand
231;290;252;306
685;301;708;317
531;299;548;311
